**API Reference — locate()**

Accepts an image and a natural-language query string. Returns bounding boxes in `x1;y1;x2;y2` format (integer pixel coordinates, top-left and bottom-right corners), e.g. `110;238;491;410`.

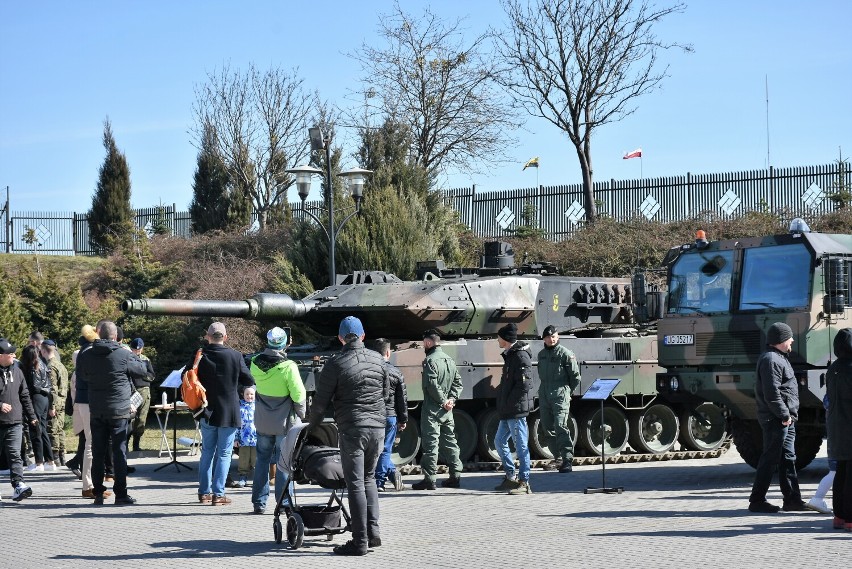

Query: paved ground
2;444;848;568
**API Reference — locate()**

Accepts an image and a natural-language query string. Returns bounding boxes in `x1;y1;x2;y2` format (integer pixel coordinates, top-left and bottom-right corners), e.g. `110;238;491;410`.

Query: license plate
664;334;694;345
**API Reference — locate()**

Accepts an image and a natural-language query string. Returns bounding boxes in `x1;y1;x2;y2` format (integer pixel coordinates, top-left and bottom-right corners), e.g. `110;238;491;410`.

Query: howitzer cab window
667;250;734;314
738;244;811;310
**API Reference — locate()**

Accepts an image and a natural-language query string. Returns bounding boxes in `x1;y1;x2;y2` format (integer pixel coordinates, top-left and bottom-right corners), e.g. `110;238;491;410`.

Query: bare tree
496;0;690;222
192;64;317;230
351;1;519;180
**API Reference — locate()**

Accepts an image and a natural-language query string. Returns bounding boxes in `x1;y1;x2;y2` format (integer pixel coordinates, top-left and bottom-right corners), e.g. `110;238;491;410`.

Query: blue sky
1;1;850;213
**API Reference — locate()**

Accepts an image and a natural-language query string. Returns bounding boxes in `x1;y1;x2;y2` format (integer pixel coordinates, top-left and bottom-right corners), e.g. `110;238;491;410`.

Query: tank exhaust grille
695;331;762;357
614;342;632;361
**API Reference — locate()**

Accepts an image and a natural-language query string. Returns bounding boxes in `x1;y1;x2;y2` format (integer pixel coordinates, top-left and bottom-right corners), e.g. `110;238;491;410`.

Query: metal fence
1;163;848;255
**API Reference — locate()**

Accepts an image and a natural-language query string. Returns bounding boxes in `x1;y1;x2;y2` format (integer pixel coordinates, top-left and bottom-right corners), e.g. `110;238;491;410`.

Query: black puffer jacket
77;340;148;419
826;328;852;461
0;362;36;426
309;339;388;432
755;345;799;422
497;341;534;419
384;362;408;423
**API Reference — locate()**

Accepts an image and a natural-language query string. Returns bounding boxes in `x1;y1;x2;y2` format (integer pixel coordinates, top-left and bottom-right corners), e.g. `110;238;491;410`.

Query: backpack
181;349;208;418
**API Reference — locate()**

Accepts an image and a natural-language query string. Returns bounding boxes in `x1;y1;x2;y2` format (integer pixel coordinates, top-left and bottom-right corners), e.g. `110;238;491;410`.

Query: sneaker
65;460;80;471
440;476;461;488
411;479;436;491
782;500;810;512
212;495;232;506
368;536;382;548
508;480;532;495
43;462;56;471
71;467;82;480
12;484;32;501
114;495;137;505
494;477;520;492
237;476;247;488
389;471;405;492
559;462;573;473
253;505;265;514
748;501;781;513
198;493;213;503
26;463;44;472
805;498;832;515
833;516;845;529
376;485;386;492
333;539;367;556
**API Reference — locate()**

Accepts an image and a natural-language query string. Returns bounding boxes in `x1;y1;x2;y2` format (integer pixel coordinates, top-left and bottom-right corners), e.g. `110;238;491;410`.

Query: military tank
123;241;729;466
652;220;852;469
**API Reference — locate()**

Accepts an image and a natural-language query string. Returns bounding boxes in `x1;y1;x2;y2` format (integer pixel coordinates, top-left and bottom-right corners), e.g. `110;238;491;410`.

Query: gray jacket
754;346;799;423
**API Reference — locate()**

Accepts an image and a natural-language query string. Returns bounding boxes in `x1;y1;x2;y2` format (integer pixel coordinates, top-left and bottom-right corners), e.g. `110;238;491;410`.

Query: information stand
155;367;192;472
582;379;624;495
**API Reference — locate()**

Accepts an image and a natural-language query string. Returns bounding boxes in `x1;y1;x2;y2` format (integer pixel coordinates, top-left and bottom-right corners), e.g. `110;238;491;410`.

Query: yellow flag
523;157;539;170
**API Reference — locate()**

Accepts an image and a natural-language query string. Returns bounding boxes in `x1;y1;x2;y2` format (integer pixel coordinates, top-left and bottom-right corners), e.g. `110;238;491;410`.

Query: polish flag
623;148;642;160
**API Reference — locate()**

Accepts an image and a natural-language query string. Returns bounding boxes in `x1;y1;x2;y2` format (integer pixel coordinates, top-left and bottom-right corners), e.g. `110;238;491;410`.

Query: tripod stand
155;388;192;472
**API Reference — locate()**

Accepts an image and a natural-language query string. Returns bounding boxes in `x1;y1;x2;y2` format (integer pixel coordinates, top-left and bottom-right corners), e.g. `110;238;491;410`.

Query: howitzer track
396;437;732;475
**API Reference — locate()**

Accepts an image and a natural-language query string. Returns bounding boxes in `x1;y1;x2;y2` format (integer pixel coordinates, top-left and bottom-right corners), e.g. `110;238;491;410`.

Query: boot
440;475;461;488
411;478;436;490
508;480;532;495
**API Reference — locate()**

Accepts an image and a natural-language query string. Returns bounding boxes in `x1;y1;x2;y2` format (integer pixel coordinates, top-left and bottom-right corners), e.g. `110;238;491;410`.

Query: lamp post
287;127;372;286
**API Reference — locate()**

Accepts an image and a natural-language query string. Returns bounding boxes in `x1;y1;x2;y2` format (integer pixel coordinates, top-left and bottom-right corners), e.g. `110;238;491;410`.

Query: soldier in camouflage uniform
412;329;464;490
41;340;69;465
128;338;155;452
537;325;581;473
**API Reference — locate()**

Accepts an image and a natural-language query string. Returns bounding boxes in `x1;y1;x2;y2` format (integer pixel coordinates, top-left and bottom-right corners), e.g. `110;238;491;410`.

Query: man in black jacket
494;323;534;495
193;322;254;506
369;338;408;492
0;338;38;502
76;321;148;505
308;316;388;556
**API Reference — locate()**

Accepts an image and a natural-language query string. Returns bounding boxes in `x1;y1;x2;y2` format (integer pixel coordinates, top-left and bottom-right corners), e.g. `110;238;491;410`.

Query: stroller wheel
272;518;283;544
286;513;305;549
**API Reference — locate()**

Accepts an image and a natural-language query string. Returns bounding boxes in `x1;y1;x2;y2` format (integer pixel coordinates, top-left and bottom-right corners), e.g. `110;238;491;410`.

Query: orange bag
181;349;208;417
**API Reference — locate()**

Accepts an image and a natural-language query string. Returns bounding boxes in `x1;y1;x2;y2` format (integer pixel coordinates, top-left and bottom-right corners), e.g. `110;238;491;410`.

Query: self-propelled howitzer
123;243;728;467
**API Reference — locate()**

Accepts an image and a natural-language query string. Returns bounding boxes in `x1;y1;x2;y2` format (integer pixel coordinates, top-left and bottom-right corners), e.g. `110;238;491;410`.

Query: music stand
582;379;624;495
155;368;192;472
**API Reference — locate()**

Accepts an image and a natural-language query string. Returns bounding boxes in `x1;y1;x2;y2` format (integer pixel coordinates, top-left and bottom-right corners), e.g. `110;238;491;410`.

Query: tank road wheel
273;518;283;544
286;513;305;549
731;419;762;469
679;402;728;451
579;405;629;457
529;413;577;460
476;408;511;462
452;409;478;462
628;404;680;454
392;419;420;467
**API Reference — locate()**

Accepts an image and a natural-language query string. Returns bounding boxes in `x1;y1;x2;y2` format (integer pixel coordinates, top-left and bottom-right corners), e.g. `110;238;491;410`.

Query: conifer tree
189;125;251;233
0;269;29;346
88;118;134;253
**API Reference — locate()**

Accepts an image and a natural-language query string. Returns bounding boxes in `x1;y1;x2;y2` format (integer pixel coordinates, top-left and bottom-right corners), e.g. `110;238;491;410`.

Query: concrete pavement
2;443;848;568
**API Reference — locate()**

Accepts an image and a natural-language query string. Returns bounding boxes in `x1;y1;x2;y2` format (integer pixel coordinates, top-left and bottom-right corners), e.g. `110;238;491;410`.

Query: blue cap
339;316;365;338
42;339;57;347
130;338;144;350
266;327;288;349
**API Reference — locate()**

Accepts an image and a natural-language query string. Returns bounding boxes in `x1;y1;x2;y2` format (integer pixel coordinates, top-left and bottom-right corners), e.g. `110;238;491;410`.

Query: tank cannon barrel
121;293;315;320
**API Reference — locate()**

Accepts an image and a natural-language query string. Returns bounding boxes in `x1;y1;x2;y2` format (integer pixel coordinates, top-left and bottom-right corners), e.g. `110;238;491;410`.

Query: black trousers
834;460;852;522
91;415;130;497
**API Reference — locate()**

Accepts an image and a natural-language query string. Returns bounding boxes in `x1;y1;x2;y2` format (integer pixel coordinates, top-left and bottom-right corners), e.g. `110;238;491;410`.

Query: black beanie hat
767;322;793;345
498;323;518;342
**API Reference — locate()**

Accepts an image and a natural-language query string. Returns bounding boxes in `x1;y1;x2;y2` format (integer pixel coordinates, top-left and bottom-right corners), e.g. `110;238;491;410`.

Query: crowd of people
2;317;849;547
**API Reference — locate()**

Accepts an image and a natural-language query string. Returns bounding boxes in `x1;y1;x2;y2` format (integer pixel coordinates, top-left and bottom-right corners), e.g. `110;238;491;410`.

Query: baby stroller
273;422;351;549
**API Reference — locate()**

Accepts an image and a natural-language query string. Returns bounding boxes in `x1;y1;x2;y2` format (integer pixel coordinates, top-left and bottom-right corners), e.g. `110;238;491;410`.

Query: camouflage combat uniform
47;354;69;461
419;345;463;482
537;342;580;464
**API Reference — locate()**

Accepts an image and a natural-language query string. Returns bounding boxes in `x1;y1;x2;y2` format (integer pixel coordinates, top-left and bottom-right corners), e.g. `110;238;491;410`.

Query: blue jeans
375;416;398;487
496;417;531;482
198;420;237;497
749;419;801;504
252;433;290;509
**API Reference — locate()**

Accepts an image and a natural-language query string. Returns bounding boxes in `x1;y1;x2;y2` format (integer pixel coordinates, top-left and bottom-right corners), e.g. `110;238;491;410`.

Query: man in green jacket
41;340;69;465
536;325;580;473
412;329;463;490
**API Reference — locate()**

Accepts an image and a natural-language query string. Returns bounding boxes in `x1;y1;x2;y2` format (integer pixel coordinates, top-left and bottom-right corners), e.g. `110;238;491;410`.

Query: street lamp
287;127;372;286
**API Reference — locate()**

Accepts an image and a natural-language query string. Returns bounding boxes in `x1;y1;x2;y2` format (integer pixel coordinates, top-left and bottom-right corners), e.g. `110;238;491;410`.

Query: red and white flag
623;148;642;160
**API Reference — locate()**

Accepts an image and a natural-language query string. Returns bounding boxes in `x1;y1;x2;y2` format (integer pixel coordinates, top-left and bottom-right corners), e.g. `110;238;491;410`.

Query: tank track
397;437;732;474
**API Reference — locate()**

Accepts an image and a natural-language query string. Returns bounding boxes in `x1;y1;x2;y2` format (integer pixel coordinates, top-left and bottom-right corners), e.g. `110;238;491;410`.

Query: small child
236;386;257;488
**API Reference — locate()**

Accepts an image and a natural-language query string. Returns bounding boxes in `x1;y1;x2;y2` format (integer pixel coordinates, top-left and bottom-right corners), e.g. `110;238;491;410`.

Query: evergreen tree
88;118;134;254
0;269;29;346
190;125;251;233
17;264;94;349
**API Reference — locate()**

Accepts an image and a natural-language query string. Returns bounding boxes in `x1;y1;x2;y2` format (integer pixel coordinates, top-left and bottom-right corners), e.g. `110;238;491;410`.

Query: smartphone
282;326;292;346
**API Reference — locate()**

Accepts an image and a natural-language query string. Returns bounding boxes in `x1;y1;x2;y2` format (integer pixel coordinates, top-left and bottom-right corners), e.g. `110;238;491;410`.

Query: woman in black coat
20;345;55;470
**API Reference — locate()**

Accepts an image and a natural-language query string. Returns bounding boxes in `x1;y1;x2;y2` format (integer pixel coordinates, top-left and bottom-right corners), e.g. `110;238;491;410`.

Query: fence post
3;186;9;253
